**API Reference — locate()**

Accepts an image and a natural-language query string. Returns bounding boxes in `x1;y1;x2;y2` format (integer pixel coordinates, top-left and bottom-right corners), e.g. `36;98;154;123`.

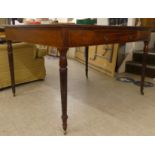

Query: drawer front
69;29;150;47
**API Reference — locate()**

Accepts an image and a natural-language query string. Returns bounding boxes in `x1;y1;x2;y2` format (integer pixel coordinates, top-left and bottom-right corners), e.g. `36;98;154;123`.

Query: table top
5;24;152;31
5;24;152;48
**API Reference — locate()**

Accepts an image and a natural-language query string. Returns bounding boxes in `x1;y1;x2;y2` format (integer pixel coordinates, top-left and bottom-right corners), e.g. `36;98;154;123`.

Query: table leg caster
63;130;67;135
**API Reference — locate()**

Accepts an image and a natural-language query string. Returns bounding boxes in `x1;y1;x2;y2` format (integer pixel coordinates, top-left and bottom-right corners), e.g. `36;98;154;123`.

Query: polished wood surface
85;46;89;78
7;40;16;96
141;41;149;95
5;24;151;134
5;24;151;47
59;47;68;134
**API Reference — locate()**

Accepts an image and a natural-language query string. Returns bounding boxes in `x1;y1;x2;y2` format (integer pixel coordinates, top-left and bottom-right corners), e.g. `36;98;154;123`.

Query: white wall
125;18;136;54
134;33;155;50
97;18;108;25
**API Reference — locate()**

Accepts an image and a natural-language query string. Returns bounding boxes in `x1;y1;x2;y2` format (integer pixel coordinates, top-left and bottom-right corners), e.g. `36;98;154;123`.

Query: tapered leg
7;40;16;96
85;46;89;78
59;47;68;134
141;41;149;95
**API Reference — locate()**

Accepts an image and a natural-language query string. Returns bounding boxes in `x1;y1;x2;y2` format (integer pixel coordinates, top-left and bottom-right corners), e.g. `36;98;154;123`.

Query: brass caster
63;130;67;135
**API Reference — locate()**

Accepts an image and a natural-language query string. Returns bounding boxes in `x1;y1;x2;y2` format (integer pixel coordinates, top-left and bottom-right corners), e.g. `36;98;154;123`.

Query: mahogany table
5;24;151;134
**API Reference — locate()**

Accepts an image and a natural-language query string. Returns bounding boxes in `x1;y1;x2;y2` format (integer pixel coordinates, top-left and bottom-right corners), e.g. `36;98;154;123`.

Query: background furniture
126;18;155;78
0;42;46;89
75;44;119;77
75;18;128;77
0;27;6;44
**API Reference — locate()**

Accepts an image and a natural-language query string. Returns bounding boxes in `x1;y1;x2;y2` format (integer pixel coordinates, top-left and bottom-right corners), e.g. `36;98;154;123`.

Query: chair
0;42;47;89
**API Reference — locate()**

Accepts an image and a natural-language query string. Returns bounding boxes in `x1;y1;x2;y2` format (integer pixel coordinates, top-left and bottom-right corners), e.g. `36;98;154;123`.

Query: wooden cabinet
75;44;119;77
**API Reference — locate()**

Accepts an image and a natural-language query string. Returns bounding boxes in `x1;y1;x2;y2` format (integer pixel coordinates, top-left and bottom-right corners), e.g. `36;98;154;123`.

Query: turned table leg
141;41;149;95
59;47;68;134
7;40;16;96
85;46;89;78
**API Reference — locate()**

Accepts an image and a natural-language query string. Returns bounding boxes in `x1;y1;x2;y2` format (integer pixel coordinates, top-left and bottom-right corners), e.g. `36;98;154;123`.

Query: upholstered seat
0;42;47;89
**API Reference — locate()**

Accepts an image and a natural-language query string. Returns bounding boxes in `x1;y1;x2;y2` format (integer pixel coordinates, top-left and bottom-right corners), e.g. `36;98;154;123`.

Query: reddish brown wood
7;40;16;96
5;24;151;47
5;24;152;134
141;41;149;95
85;46;89;78
59;47;68;134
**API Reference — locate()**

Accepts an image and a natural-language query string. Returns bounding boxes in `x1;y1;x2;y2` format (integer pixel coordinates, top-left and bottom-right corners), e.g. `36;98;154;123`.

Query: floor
0;56;155;136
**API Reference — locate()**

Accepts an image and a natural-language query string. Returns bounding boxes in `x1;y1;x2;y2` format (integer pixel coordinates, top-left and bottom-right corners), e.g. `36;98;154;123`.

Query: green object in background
76;18;97;25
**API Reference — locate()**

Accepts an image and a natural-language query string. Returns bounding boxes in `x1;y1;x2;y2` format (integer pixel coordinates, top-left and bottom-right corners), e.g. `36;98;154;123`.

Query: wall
134;33;155;50
97;18;108;25
0;18;7;25
125;18;136;54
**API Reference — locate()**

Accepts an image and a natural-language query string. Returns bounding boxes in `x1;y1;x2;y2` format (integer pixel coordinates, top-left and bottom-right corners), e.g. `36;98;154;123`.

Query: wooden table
5;24;151;134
